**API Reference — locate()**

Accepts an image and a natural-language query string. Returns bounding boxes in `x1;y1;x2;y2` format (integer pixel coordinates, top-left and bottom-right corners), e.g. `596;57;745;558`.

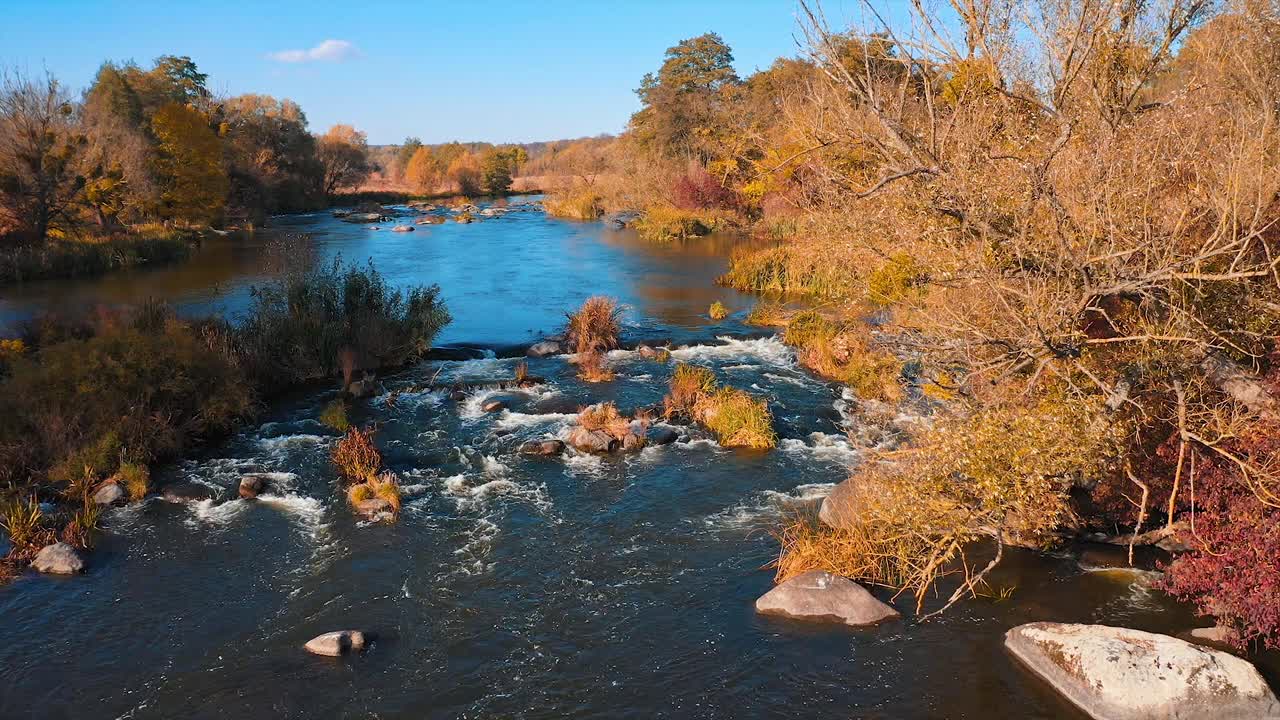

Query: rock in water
391;225;414;232
648;427;679;445
93;482;125;506
1004;622;1280;720
755;570;899;626
239;474;269;499
817;478;860;531
519;439;565;456
621;432;647;452
481;400;507;413
32;543;85;575
526;340;563;357
354;498;394;521
304;630;368;657
160;482;219;504
567;427;619;454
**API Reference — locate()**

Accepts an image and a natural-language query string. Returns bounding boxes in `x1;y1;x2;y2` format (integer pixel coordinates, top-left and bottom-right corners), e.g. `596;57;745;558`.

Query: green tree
631;33;741;160
481;149;513;194
150;103;227;224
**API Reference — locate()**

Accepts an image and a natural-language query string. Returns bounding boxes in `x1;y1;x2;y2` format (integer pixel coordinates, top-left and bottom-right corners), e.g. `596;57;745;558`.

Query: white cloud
268;39;360;63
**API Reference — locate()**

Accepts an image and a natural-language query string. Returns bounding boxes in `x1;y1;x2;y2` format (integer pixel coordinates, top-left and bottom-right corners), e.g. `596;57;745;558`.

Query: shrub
0;226;194;285
115;462;150;501
697;387;777;449
774;396;1115;611
671;165;738;211
708;301;729;320
320;398;351;432
239;258;451;388
0;307;254;493
866;252;927;305
0;495;53;561
544;188;604;220
331;426;381;482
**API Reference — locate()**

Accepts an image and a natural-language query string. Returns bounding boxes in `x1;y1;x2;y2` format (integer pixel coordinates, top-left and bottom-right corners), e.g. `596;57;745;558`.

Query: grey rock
817;478;860;532
755;570;898;626
648;427;679;445
567;426;619;454
32;542;85;575
390;225;415;232
526;340;563;358
621;432;647;452
93;482;125;506
1004;622;1280;720
519;439;565;456
305;630;368;657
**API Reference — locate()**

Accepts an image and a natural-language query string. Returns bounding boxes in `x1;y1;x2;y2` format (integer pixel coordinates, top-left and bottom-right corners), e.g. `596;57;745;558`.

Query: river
0;200;1268;719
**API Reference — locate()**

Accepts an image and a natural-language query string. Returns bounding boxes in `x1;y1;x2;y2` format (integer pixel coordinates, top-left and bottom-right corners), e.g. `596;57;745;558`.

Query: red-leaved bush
1159;420;1280;650
671;164;737;211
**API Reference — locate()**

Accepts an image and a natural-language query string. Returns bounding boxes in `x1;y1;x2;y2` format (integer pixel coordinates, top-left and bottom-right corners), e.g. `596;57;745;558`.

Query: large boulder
817;478;860;531
755;570;899;626
567;427;619;454
239;474;270;499
304;630;368;657
519;439;565;456
648;426;679;446
526;340;563;358
31;542;85;575
93;482;126;506
1004;622;1280;720
390;225;415;232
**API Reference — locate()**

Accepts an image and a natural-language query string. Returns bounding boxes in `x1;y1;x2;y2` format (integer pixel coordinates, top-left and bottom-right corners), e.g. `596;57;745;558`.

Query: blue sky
0;0;876;144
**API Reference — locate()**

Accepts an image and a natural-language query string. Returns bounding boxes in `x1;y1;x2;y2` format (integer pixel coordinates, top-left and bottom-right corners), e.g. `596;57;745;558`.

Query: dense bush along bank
0;259;449;570
545;0;1280;650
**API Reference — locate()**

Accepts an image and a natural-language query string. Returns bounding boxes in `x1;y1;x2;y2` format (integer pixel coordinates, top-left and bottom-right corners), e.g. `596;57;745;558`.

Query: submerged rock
526;340;563;357
93;482;125;506
32;542;85;575
1004;622;1280;720
648;427;679;445
354;498;394;521
239;474;269;499
621;432;647;452
519;439;565;456
755;570;898;626
391;225;414;232
304;630;368;657
161;482;219;504
482;400;507;413
817;478;860;532
567;427;619;454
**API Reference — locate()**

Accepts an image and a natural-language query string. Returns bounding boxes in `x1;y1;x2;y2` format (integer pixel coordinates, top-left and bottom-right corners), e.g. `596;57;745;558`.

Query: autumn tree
404;145;441;193
150;102;227;224
395;136;423;180
0;70;85;243
316;124;372;196
446;151;481;195
481;146;522;194
218;94;324;215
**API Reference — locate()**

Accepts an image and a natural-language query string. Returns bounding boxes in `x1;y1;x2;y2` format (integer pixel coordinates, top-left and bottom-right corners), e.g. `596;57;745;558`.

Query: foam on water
494;411;576;431
669;335;794;367
702;482;836;532
780;432;861;465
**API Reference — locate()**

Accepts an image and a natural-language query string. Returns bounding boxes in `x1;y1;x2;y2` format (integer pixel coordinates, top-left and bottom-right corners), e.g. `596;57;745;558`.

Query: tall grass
634;206;730;242
544;188;604;220
0;226;195;285
347;471;402;518
567;296;622;382
662;363;776;449
239;258;451;388
331;426;381;482
718;245;857;300
577;402;634;440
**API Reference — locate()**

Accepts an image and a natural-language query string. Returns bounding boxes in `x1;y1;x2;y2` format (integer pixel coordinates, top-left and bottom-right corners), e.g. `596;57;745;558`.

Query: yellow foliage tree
150;103;228;224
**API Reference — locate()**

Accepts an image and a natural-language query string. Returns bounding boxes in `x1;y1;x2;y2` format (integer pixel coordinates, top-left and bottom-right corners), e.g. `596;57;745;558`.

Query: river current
0;200;1256;719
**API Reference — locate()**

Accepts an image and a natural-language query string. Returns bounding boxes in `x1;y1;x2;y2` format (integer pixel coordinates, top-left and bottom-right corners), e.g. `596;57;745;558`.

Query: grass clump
347;471;402;519
567;296;622;383
634;206;727;242
663;363;776;449
0;495;53;561
699;387;777;449
0;226;194;286
781;312;903;403
746;302;786;327
708;301;729;320
577;402;635;440
320;398;351;432
331;426;381;482
718;245;856;300
114;462;150;501
782;310;837;348
544;188;604;220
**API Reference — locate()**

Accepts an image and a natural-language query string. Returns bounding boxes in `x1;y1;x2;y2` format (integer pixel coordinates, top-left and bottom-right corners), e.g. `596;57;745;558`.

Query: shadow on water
0;201;1276;719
